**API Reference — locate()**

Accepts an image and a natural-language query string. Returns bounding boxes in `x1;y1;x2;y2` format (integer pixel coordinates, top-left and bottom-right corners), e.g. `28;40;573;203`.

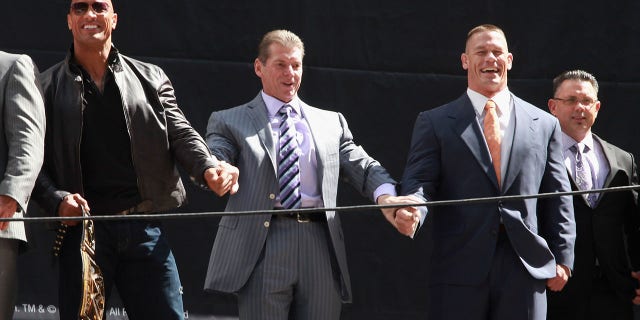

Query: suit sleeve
155;67;218;187
400;111;438;220
539;119;576;269
205;110;239;165
0;55;46;212
336;112;395;202
625;152;640;270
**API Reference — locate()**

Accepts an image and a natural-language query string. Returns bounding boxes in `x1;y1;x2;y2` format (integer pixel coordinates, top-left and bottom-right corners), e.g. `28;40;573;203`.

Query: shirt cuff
373;183;397;202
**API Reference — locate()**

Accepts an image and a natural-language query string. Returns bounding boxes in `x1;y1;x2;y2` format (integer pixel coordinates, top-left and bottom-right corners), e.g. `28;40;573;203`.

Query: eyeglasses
552;97;598;109
70;2;110;15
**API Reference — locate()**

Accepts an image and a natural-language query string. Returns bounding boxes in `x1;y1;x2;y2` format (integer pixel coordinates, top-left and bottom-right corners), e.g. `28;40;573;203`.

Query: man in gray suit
0;51;45;320
397;24;576;320
204;29;409;319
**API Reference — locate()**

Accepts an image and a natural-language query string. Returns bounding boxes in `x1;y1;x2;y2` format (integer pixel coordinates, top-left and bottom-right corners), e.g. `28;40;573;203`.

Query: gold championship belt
52;206;106;319
79;206;105;320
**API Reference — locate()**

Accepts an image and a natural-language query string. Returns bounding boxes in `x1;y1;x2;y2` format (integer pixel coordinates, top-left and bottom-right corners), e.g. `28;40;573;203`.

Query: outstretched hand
205;161;240;196
377;195;422;238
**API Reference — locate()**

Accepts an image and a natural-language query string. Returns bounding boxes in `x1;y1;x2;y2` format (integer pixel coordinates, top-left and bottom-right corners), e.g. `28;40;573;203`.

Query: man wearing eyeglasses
546;70;640;320
33;1;239;319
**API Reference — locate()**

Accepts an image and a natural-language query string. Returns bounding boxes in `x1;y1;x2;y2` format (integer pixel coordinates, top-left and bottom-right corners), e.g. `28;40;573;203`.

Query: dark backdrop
2;1;640;319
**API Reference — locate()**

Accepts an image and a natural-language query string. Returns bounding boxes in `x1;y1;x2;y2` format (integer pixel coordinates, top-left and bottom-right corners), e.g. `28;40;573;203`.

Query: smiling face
254;43;303;103
461;30;513;98
548;79;600;142
67;0;117;49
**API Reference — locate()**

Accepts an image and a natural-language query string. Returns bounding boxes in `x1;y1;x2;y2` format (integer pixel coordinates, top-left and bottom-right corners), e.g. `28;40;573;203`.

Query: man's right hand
204;161;240;196
377;195;422;237
58;194;90;226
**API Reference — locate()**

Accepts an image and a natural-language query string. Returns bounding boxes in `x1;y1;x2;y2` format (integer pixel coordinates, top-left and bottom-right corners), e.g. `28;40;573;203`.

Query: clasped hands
205;160;240;196
377;195;422;238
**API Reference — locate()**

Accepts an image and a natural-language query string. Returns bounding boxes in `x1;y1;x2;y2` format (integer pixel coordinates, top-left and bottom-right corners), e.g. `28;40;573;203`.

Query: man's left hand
377;195;421;237
0;195;18;231
631;271;640;305
546;264;570;291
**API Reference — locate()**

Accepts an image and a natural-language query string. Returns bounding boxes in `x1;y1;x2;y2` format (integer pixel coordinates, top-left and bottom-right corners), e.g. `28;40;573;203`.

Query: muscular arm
156;68;219;187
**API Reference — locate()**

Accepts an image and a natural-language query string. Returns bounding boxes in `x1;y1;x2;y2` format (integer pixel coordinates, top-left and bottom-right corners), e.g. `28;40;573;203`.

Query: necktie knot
484;99;497;111
279;104;293;117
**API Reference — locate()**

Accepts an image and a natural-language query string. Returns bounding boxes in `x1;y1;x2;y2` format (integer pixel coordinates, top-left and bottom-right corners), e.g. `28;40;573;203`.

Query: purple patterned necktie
571;143;596;207
278;105;302;209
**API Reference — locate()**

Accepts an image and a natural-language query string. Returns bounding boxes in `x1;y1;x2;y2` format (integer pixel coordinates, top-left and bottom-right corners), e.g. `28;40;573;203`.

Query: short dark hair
552;70;599;96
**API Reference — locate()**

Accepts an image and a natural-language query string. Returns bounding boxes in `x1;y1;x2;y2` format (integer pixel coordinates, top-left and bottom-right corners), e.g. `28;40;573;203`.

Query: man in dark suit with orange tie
546;69;640;320
396;24;576;320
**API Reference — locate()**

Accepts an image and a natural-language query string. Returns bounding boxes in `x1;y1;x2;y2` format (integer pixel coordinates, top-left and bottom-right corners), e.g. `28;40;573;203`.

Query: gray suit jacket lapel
301;104;326;177
300;103;337;220
246;94;277;174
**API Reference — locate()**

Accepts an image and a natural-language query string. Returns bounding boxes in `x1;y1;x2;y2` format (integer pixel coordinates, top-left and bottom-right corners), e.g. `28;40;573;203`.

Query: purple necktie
278;105;302;209
571;143;596;207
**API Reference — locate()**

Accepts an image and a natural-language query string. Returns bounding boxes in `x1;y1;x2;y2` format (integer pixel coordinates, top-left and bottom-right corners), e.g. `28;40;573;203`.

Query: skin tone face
461;30;513;98
67;0;117;49
548;79;600;142
254;43;303;103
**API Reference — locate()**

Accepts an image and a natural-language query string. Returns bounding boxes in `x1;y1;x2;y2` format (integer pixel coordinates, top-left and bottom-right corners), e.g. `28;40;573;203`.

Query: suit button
264;221;270;228
269;193;276;200
498;201;503;208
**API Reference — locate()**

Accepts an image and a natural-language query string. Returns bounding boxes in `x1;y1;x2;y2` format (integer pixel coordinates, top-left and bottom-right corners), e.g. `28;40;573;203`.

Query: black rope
2;185;638;223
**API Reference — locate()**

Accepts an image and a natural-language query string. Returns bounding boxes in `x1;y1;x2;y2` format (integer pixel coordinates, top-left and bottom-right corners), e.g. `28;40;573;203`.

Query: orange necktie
483;100;502;186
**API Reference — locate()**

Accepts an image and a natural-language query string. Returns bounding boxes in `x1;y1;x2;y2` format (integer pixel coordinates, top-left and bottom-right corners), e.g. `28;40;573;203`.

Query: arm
155;69;238;195
539;119;576;291
156;68;217;183
399;112;440;233
626;152;640;304
336;112;396;200
0;55;45;229
205;109;242;195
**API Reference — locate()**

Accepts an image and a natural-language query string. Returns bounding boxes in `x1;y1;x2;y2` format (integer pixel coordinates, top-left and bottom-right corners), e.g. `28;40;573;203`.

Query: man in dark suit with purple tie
546;69;640;320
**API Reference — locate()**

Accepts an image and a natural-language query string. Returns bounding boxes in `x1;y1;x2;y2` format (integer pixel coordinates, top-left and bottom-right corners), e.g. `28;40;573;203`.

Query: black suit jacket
549;134;640;308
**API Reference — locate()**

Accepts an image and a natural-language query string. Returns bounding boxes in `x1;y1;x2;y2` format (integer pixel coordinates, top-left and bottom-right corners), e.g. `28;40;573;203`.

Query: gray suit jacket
203;93;395;302
401;93;576;285
0;52;45;243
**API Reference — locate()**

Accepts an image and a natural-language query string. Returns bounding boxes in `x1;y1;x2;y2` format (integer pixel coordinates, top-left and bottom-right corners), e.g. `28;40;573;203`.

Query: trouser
428;230;547;320
0;238;18;320
547;266;634;320
238;215;342;320
58;220;184;320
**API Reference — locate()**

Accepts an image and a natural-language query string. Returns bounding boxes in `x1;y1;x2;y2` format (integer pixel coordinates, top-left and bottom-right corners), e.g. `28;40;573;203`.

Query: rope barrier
2;185;639;223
